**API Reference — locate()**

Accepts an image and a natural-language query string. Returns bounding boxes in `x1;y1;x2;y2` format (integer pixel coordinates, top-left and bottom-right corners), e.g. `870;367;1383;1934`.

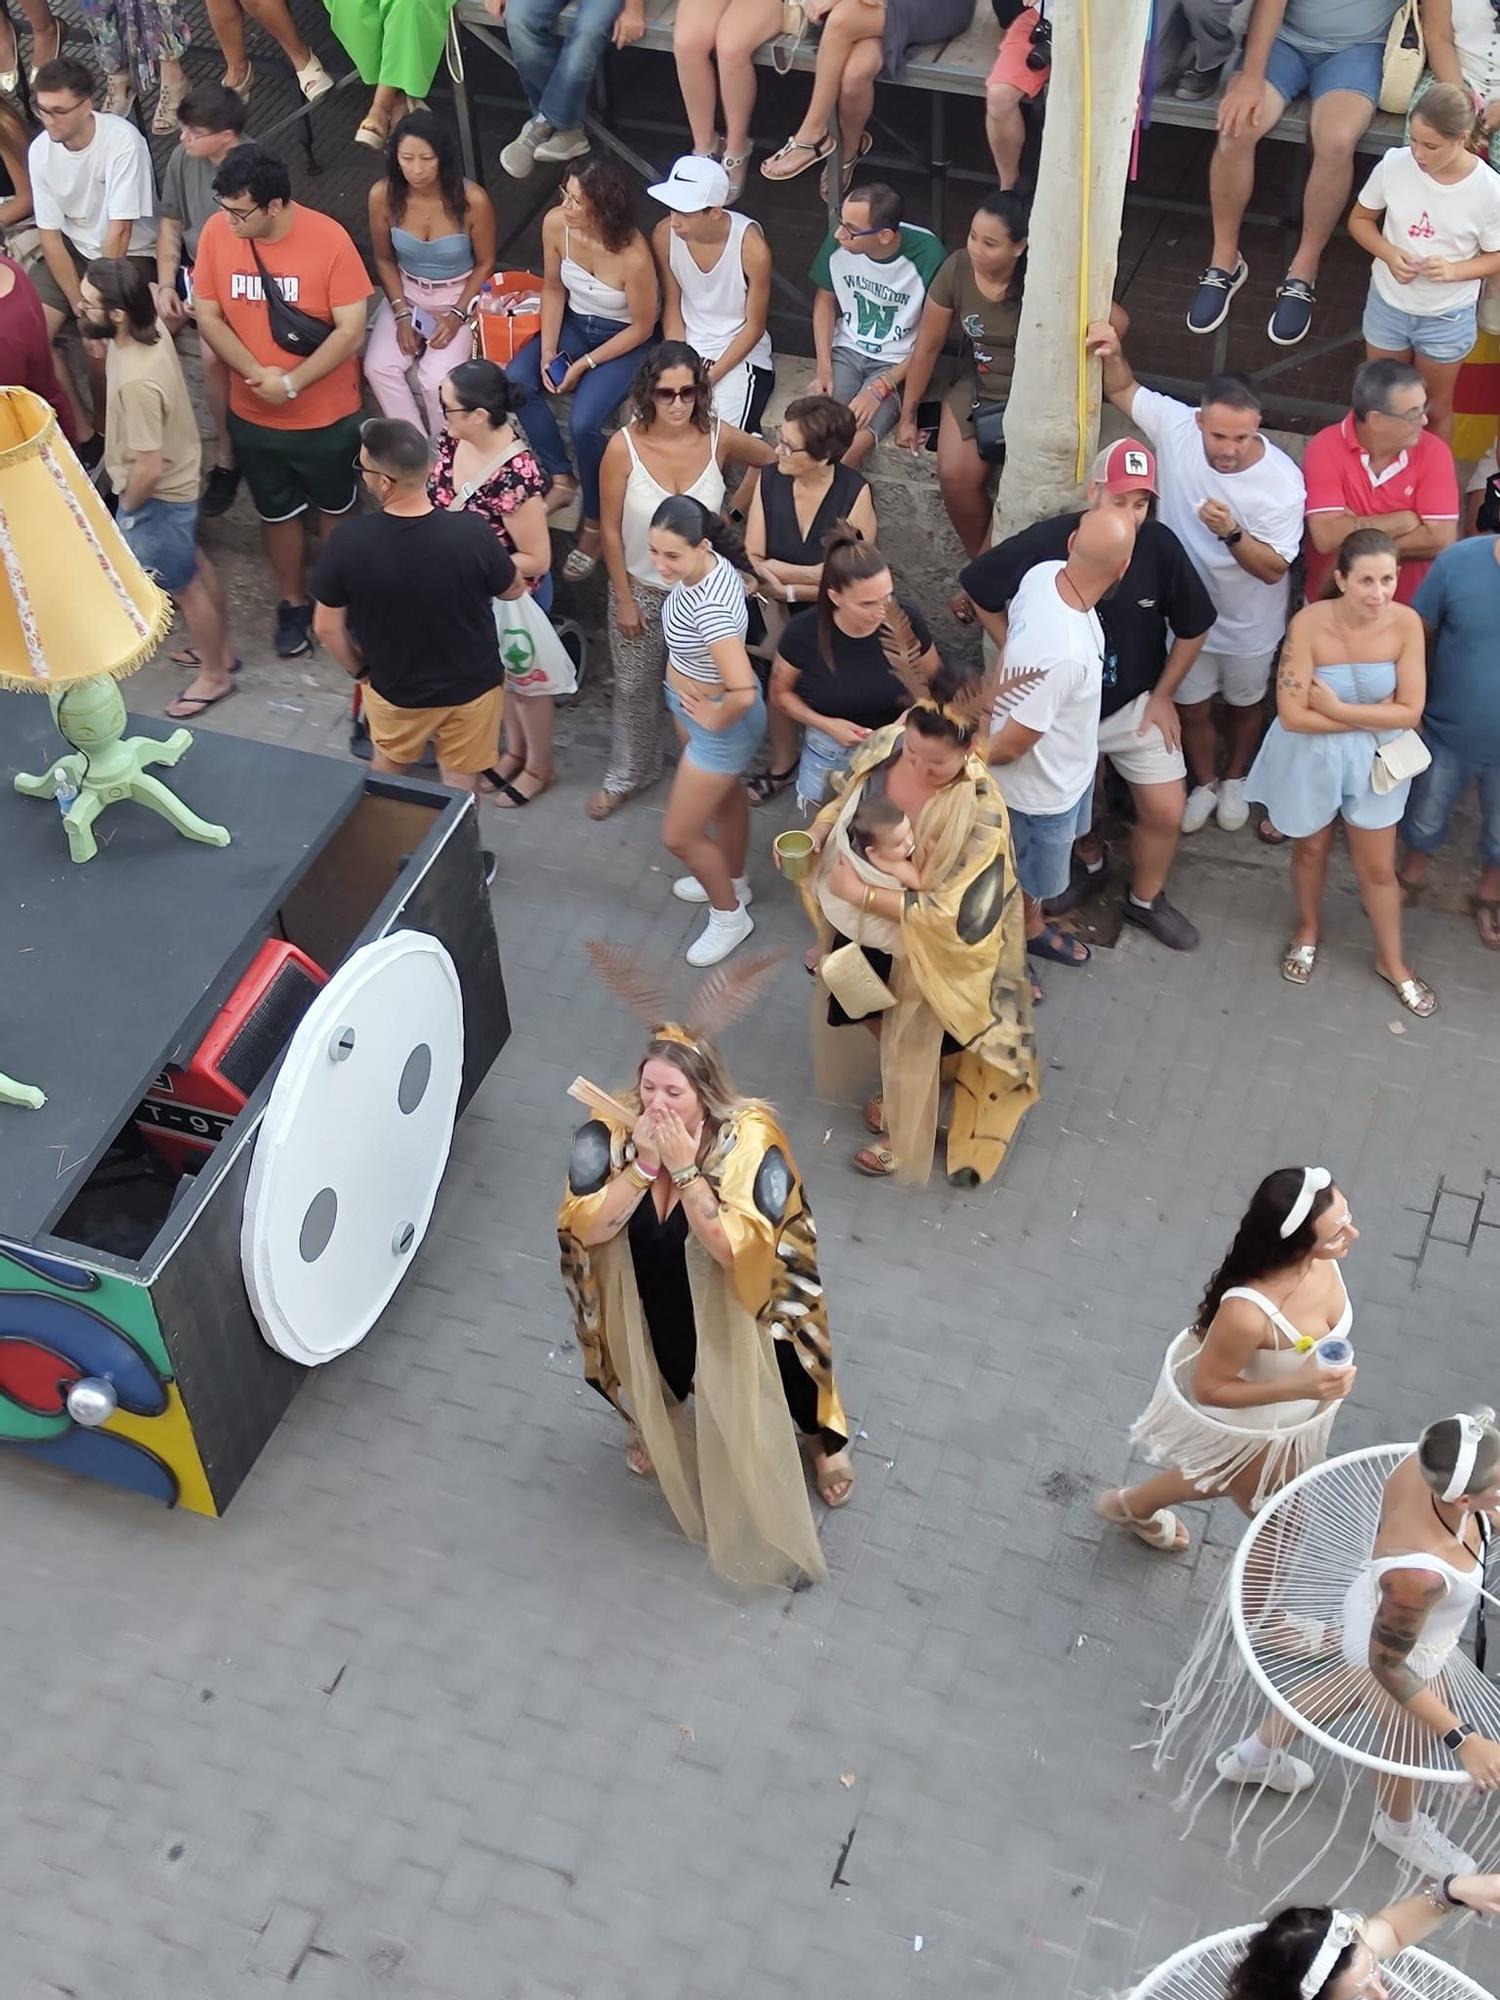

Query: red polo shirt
1302;413;1459;605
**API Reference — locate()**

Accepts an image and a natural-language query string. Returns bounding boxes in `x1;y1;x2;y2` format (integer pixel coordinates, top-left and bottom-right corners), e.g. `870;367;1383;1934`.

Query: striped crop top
661;554;749;683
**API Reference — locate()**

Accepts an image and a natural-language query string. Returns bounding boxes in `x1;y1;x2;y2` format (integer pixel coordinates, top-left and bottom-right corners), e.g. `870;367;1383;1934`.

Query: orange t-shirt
192;205;371;431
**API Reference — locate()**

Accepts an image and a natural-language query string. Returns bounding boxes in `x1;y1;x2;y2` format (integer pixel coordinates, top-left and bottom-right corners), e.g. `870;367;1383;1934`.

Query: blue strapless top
390;226;474;280
1313;660;1396;704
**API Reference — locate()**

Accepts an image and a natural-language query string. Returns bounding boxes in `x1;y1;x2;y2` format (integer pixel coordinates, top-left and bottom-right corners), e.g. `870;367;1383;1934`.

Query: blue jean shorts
117;495;200;594
1401;739;1500;868
1008;785;1093;902
664;681;767;777
1262;33;1384;107
1362;282;1478;363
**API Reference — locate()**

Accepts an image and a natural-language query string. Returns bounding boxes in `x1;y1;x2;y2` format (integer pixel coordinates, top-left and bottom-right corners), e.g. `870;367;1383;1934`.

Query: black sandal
746;765;797;805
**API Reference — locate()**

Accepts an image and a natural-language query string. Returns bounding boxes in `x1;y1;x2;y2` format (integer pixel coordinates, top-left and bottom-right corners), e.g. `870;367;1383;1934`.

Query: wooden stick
568;1076;636;1126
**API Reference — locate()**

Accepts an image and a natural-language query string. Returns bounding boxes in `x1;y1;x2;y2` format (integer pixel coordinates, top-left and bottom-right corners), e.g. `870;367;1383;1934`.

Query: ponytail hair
1193;1167;1337;1336
973;186;1030;301
649;494;752;574
815;522;891;671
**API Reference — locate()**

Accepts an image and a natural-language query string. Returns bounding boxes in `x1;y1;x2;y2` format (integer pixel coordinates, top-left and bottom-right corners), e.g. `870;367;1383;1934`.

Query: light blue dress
1245;661;1410;838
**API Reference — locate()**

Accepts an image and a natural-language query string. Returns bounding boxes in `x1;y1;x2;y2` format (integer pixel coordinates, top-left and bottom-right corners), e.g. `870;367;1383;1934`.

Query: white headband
1280;1167;1332;1239
1442;1413;1488;1504
1301;1911;1358;2000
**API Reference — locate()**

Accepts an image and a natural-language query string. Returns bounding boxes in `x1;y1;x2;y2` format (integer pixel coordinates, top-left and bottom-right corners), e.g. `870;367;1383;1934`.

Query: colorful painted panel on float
0;1244;216;1516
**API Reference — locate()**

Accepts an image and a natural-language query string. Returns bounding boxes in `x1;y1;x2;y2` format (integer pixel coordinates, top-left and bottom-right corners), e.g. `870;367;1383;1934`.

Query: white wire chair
1129;1926;1494;2000
1231;1443;1500;1785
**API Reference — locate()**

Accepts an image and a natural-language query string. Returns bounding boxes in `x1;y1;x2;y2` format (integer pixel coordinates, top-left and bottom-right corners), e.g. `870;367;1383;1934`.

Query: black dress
760;460;870;565
626;1192;831;1444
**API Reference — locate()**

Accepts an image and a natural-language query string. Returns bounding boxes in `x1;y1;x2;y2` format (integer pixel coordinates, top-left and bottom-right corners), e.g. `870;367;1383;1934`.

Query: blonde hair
626;1036;771;1129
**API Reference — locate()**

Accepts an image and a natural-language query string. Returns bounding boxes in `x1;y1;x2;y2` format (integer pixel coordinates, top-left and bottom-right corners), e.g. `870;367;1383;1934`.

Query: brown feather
957;660;1048;729
583;940;672;1029
683;949;786;1041
876;601;932;711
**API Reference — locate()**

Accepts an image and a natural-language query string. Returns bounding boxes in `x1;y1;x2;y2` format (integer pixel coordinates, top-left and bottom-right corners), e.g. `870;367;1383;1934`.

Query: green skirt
324;0;457;94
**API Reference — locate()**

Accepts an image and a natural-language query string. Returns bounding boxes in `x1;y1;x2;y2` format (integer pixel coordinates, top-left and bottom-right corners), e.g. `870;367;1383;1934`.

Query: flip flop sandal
1377;969;1437;1017
815;1451;855;1508
760;132;835;182
164;684;237;720
1281;942;1317;985
1472;897;1500;951
819;129;872;202
172;650;242;673
863;1094;885;1135
746;765;796;805
1256;816;1288;846
491;769;556;810
851;1144;896;1177
722;151;750;202
1094;1489;1189;1552
1026;922;1091;967
562;545;600;582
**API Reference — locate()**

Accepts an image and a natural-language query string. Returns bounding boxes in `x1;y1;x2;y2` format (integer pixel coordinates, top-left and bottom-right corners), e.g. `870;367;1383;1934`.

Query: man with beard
1086;319;1305;839
961;439;1215;950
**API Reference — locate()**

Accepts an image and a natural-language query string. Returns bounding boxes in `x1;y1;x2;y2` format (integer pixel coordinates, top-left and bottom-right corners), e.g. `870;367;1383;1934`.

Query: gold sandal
852;1144;896;1178
760;132;835;182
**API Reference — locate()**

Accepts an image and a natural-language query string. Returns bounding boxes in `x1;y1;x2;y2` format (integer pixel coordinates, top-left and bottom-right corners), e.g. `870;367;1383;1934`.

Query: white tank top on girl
668;213;773;371
561;226;631;320
1210;1269;1353;1434
620;421;726;587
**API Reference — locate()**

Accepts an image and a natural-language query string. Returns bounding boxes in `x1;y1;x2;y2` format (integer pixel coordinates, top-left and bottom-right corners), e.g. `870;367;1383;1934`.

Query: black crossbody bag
251;242;334;358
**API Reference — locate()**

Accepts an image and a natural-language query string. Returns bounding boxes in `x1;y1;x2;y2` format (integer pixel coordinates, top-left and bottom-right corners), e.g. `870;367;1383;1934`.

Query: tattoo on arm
1368;1576;1444;1704
1277;668;1302;694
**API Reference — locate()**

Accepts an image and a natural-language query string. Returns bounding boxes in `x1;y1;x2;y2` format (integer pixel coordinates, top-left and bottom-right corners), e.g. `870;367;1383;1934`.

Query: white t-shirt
1360;147;1500;316
29;113;157;260
994;562;1104;816
1129;386;1305;655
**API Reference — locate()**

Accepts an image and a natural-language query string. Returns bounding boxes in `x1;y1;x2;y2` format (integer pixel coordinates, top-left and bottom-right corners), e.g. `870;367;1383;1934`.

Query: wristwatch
1219;527;1243;547
1442;1721;1476;1750
282;374;299;400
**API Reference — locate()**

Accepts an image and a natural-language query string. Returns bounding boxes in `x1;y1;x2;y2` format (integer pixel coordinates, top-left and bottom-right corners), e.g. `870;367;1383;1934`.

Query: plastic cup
1315;1337;1353;1367
774;830;815;883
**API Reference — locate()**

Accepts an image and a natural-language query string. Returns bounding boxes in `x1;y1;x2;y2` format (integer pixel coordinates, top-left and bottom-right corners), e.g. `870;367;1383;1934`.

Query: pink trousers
364;270;475;435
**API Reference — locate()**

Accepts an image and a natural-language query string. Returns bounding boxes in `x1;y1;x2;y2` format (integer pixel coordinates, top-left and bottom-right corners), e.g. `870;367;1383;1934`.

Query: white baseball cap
648;154;731;213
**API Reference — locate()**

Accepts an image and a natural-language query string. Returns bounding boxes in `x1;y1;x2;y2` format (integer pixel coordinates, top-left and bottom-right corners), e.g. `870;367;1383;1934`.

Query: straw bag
1379;0;1424;115
1371;730;1431;794
820;942;896;1017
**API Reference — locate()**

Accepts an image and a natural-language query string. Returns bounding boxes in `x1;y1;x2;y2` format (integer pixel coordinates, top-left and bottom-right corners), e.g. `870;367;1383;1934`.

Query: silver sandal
1280;942;1317;985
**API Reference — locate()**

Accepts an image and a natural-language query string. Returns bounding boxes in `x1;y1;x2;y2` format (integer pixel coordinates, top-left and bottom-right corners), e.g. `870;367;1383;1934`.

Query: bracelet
1426;1875;1465;1913
585;352;597;371
863;885;876;914
624;1160;654;1192
786;584;796;604
440;305;465;322
670;1163;702;1189
391;304;413;320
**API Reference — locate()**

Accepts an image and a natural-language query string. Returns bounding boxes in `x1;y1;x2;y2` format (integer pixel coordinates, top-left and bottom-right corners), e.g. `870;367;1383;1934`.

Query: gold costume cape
558;1105;846;1586
802;722;1039;1186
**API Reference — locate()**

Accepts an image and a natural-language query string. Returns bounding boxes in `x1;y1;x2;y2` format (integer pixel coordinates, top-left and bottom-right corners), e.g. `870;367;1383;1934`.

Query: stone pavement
6;576;1500;2000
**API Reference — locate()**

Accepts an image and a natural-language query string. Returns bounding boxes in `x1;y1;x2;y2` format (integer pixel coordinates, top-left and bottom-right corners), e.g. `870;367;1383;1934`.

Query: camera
1025;5;1050;70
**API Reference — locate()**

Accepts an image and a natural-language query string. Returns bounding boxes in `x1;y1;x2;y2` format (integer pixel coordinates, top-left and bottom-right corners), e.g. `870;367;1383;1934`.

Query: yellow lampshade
0;384;170;692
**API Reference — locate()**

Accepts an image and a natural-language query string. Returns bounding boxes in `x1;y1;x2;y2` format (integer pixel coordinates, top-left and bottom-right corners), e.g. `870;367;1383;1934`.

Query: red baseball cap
1092;438;1158;496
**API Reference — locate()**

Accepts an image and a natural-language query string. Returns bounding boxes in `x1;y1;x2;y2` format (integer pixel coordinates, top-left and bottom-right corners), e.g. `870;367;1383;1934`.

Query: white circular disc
241;931;464;1365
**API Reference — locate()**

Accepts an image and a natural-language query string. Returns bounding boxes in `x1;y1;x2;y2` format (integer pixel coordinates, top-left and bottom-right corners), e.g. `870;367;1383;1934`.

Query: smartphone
410;305;438;339
545;352;572;389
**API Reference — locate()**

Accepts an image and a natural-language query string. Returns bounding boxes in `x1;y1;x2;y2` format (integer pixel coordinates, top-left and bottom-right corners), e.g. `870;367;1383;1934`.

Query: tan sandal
1094;1488;1189;1553
586;785;637;821
760;132;835;182
626;1429;653;1477
852;1144;896;1178
863;1094;885;1136
354;112;390;150
814;1447;855;1508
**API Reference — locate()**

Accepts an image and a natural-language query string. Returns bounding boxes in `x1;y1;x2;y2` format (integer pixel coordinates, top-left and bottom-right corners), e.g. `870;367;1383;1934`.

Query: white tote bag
494;588;577;697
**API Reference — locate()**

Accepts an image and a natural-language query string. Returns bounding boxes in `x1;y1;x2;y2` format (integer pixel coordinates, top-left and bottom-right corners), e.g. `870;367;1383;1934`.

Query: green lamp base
0;1072;45;1110
13;676;231;865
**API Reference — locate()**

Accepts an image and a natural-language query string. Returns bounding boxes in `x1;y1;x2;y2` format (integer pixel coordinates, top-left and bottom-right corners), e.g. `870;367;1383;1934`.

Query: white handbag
494;588;577;698
819;941;897;1017
1371;730;1431;795
1379;0;1424;115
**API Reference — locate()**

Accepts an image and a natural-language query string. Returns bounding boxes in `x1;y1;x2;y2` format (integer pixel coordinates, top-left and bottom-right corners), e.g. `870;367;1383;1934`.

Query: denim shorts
1008;786;1094;902
1401;739;1500;868
1262;33;1383;107
1362;282;1478;363
117;495;200;594
664;681;767;777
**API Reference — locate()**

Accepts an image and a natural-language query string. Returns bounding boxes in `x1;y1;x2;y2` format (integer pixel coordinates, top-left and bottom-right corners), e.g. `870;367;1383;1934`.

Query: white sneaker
1216;777;1250;831
685;902;754;967
533;126;590;163
673;874;751;906
1214;1744;1315;1795
295;52;334;100
1373;1809;1477;1879
1182;784;1218;834
500;117;550;178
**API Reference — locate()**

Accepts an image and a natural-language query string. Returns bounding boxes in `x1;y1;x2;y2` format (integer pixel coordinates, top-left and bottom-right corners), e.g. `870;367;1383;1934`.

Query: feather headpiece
877;602;1047;733
583;940;785;1051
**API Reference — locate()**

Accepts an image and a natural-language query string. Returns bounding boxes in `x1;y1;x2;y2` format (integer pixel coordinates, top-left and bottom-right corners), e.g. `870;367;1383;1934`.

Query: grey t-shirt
158;146;220;262
1280;0;1401;55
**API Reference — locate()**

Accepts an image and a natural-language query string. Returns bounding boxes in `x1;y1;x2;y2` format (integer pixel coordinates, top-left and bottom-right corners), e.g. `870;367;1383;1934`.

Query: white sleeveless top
620;421;726;587
668;213;773;372
561;226;631;320
1213;1270;1353;1434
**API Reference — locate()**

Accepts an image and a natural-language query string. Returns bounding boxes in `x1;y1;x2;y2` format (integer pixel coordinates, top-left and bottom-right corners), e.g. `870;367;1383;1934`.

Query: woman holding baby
785;654;1040;1188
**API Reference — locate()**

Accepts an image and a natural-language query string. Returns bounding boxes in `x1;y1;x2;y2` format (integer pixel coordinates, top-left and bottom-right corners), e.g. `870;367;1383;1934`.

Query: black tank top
760;461;869;566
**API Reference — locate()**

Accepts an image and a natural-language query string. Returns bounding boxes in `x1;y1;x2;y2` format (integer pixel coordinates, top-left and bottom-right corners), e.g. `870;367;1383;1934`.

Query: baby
815;793;924;954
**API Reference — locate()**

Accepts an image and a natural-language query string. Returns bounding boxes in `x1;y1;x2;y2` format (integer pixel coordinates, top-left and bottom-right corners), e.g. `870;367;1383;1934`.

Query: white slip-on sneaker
685;902;754;967
1214;1744;1314;1794
1216;776;1250;831
1182;783;1218;834
673;874;751;906
1373;1810;1477;1879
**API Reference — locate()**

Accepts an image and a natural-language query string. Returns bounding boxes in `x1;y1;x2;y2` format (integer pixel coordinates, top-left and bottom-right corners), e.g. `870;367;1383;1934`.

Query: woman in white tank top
1096;1165;1359;1554
591;342;774;821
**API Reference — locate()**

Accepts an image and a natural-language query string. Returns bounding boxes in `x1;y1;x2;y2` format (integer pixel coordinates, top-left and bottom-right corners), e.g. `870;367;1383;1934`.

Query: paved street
5;624;1500;2000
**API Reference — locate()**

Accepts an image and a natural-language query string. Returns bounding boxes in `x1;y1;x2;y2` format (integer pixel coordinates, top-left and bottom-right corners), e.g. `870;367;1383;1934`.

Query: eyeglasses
216;198;262;219
1380;402;1427;424
835;221;882;239
774;437;804;455
37;98;89;118
654;385;697;404
353;455;389;477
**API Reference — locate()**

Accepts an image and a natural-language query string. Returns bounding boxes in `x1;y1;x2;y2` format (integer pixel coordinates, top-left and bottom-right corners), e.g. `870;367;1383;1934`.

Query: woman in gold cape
558;1027;850;1588
797;657;1040;1186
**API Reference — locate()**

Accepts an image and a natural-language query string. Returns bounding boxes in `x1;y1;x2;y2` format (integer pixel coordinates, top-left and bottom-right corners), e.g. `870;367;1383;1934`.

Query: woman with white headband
1097;1166;1358;1553
1133;1876;1500;2000
1179;1410;1500;1882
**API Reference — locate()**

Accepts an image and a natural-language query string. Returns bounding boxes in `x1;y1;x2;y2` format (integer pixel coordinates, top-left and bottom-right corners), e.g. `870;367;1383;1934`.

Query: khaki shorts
363;683;504;773
1176;646;1276;709
1097;692;1187;787
31;237;156;317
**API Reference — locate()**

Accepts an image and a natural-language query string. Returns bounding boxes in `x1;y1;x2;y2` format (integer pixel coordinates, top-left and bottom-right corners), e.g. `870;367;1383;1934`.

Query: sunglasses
654;385;697;404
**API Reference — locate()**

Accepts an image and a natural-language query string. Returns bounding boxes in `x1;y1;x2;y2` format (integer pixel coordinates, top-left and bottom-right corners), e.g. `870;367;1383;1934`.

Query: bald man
984;507;1137;993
